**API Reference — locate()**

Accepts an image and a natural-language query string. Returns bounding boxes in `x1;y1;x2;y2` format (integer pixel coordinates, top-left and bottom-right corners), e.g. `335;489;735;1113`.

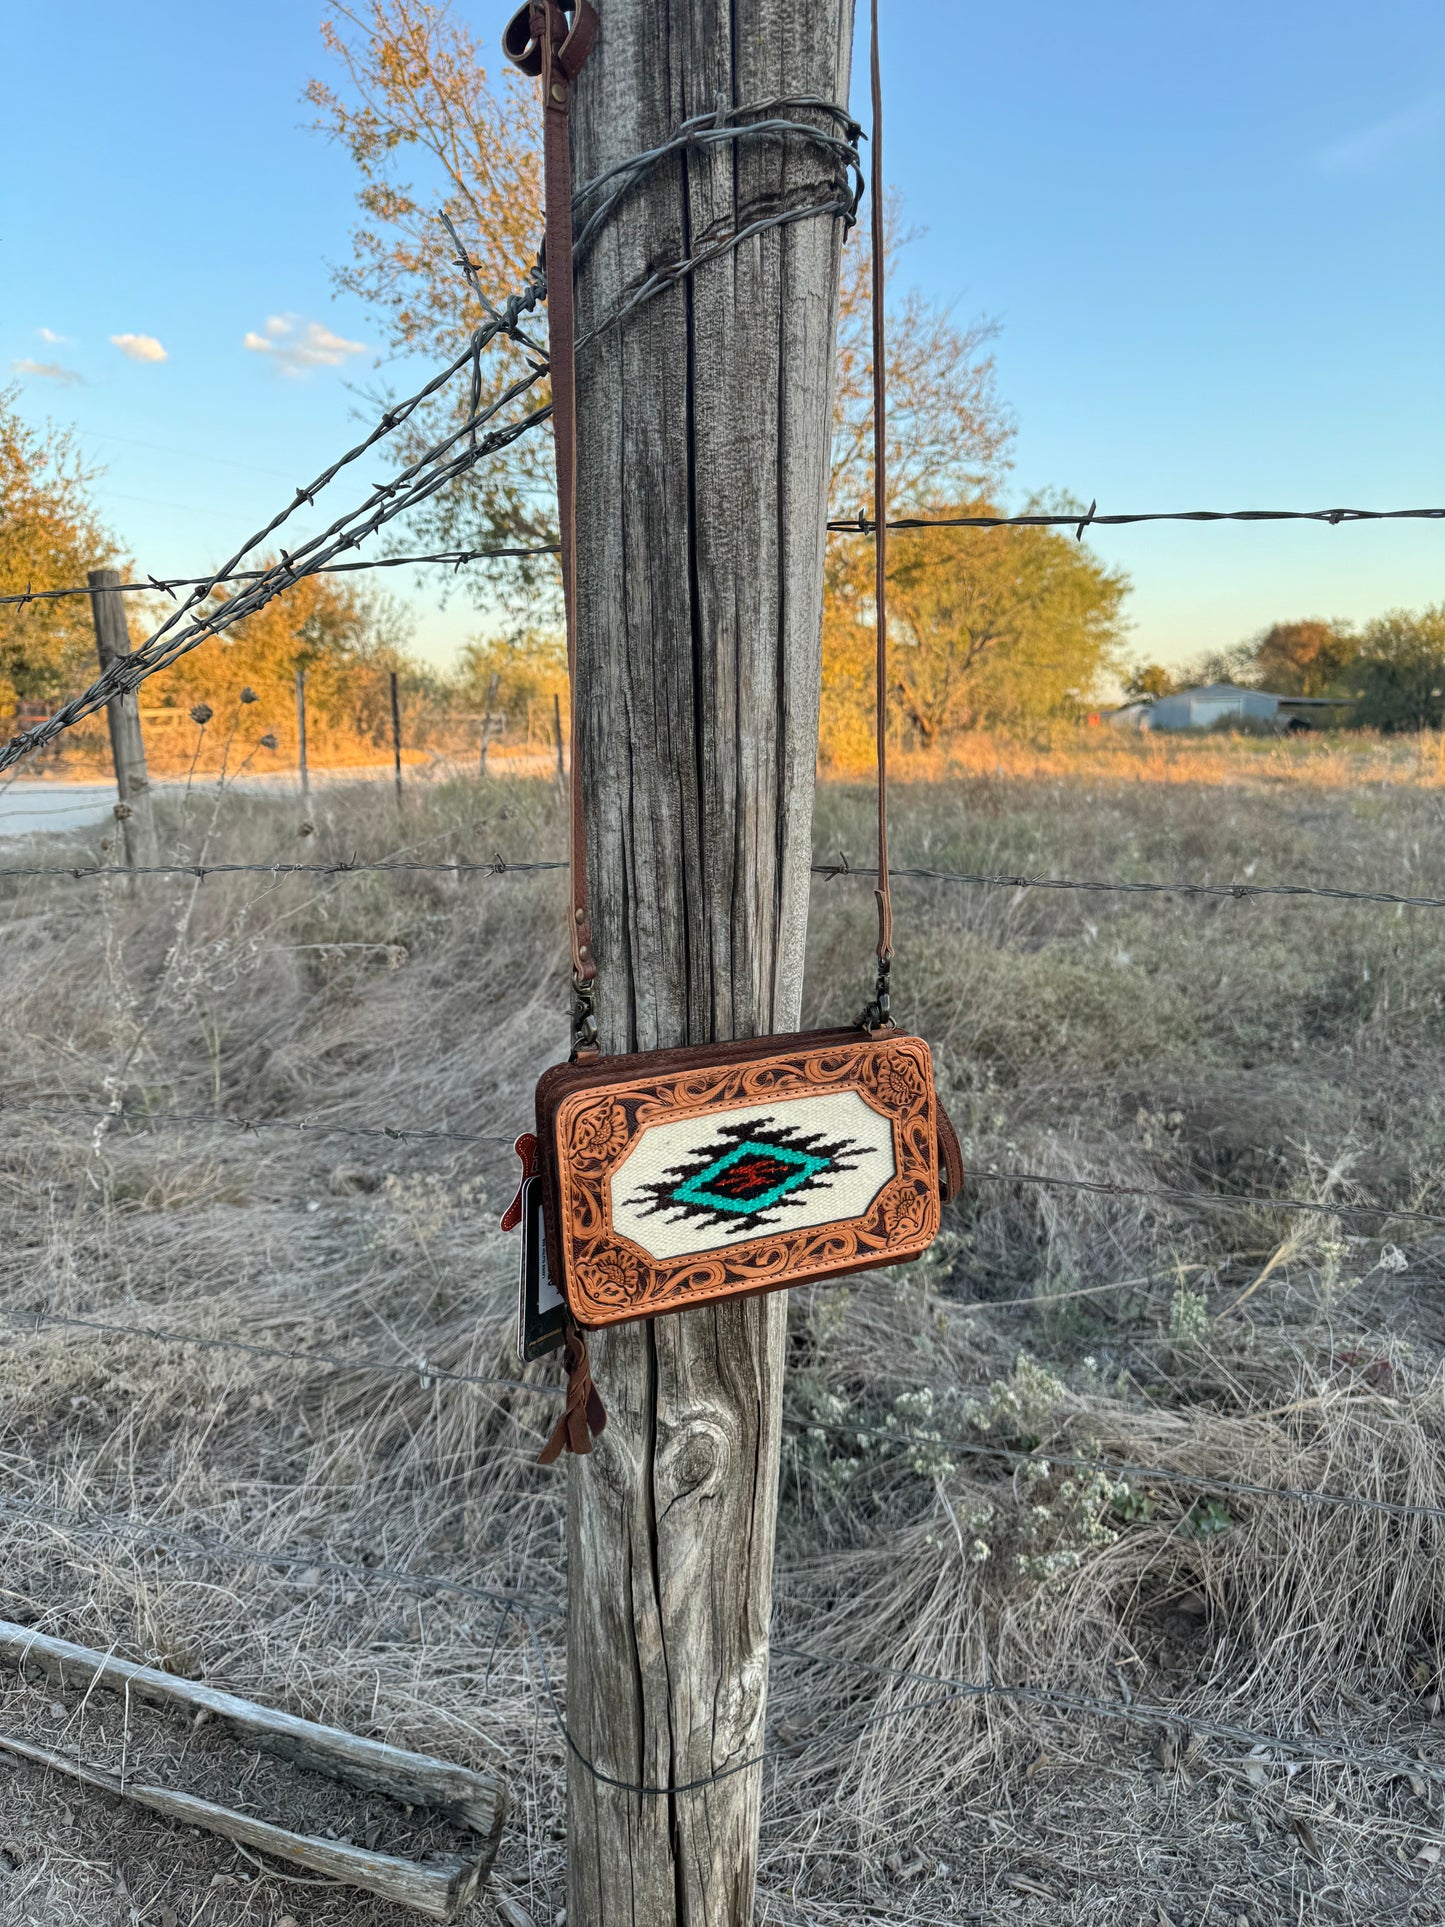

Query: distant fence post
87;568;158;870
552;690;565;786
480;671;500;776
295;668;309;800
389;670;403;799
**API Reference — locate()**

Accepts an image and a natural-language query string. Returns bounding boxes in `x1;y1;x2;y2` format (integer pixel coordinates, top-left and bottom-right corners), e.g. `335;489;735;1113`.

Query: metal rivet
551;81;566;103
575;907;584;921
578;944;589;958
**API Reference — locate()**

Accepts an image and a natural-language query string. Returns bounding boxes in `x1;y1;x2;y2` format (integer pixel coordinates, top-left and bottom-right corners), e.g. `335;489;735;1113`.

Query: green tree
0;386;120;711
1346;608;1445;732
457;627;568;733
822;498;1127;756
1252;618;1356;696
1124;663;1177;700
1180;641;1256;688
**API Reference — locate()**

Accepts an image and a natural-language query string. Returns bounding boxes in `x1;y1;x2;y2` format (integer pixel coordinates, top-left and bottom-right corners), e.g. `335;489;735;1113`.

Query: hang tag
517;1175;567;1361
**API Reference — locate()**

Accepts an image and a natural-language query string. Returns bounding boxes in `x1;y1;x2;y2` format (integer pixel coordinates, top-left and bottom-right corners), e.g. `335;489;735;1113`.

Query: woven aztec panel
547;1034;940;1325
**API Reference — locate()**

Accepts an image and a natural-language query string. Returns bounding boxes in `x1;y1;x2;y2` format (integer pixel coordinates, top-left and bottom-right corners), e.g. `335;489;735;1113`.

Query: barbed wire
568;96;863;347
1;1417;1439;1795
0;105;862;780
817;857;1445;913
13;493;1445;612
833;501;1445;536
0;1095;515;1146
8;850;1445;921
0;856;567;881
970;1166;1445;1228
770;1643;1445;1787
7;1289;1442;1526
0;544;563;611
2;1304;561;1399
0;380;553;778
0;1490;561;1622
6;1084;1443;1229
783;1415;1445;1525
5;1475;1438;1797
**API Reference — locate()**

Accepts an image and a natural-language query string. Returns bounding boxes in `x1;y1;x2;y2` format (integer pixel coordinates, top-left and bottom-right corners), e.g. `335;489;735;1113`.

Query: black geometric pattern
628;1116;874;1238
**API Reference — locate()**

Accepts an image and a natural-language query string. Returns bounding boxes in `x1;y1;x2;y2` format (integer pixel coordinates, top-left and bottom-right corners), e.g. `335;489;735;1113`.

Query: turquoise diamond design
671;1139;829;1216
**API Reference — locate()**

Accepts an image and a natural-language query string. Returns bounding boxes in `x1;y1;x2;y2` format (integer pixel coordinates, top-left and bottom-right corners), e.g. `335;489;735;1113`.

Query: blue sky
4;1;1443;671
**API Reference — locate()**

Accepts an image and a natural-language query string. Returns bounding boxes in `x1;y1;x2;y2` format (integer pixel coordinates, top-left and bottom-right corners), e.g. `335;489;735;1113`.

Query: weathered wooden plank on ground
0;1619;506;1918
565;2;855;1921
0;1729;484;1921
0;1617;505;1840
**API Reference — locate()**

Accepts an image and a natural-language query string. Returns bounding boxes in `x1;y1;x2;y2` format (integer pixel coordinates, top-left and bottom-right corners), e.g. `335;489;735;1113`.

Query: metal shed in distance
1141;684;1351;731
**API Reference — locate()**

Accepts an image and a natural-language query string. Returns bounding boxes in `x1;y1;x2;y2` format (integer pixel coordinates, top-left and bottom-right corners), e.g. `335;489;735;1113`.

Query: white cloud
37;326;69;345
242;313;365;377
1315;90;1445;176
12;358;84;386
111;332;169;363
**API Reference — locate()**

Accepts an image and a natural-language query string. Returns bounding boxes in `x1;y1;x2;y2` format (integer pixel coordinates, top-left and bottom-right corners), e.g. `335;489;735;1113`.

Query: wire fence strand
0;103;862;779
817;858;1445;913
10;1486;1432;1799
10;497;1445;611
783;1414;1445;1525
8;852;1445;921
832;502;1445;535
0;1096;516;1146
5;1296;1442;1526
970;1166;1445;1228
0;544;563;610
0;1490;561;1622
771;1643;1445;1787
6;1090;1444;1229
3;1305;561;1398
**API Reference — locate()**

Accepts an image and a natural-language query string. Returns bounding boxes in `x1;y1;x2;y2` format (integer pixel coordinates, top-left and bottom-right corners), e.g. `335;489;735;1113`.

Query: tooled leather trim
551;1035;941;1326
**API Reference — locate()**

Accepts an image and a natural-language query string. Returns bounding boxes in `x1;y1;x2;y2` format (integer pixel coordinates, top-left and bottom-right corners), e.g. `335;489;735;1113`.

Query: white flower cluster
964;1353;1068;1436
1013;1462;1130;1586
1168;1283;1209;1345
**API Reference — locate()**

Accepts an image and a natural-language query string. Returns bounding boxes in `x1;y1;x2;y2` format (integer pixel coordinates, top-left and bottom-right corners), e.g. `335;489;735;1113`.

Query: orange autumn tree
139;569;418;769
0;386;122;714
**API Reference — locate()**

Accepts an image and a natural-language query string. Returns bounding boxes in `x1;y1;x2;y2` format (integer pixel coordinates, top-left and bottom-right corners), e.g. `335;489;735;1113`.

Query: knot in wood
658;1419;729;1505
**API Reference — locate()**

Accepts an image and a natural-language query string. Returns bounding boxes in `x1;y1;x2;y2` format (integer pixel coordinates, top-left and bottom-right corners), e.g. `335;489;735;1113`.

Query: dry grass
828;720;1445;793
0;736;1444;1924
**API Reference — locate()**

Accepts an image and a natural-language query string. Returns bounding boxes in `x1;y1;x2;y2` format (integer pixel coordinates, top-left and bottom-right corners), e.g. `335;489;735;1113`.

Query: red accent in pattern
708;1155;793;1199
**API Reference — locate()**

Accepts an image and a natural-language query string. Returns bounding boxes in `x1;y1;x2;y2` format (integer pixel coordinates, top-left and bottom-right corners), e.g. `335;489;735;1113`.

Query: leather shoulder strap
867;0;893;1023
506;1;599;1049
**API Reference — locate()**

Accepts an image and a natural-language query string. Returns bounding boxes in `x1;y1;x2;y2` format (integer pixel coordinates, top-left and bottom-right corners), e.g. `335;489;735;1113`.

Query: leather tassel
538;1318;608;1463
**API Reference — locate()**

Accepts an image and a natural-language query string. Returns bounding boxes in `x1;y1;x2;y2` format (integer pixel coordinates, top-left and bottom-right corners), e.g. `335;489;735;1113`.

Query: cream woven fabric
609;1090;896;1261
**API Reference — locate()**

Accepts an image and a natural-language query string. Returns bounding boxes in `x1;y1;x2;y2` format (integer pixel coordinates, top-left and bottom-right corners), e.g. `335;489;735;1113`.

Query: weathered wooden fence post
480;670;500;775
566;2;854;1918
87;568;158;869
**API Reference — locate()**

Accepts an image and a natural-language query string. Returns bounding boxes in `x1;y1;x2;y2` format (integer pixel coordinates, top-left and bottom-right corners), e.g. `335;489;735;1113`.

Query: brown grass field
1;728;1443;1925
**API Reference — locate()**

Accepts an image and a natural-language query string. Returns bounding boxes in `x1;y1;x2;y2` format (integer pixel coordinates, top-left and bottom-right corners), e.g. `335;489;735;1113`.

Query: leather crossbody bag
503;0;963;1459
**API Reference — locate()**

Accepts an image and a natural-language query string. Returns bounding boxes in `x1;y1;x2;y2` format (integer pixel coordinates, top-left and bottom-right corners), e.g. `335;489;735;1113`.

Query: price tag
516;1175;567;1361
